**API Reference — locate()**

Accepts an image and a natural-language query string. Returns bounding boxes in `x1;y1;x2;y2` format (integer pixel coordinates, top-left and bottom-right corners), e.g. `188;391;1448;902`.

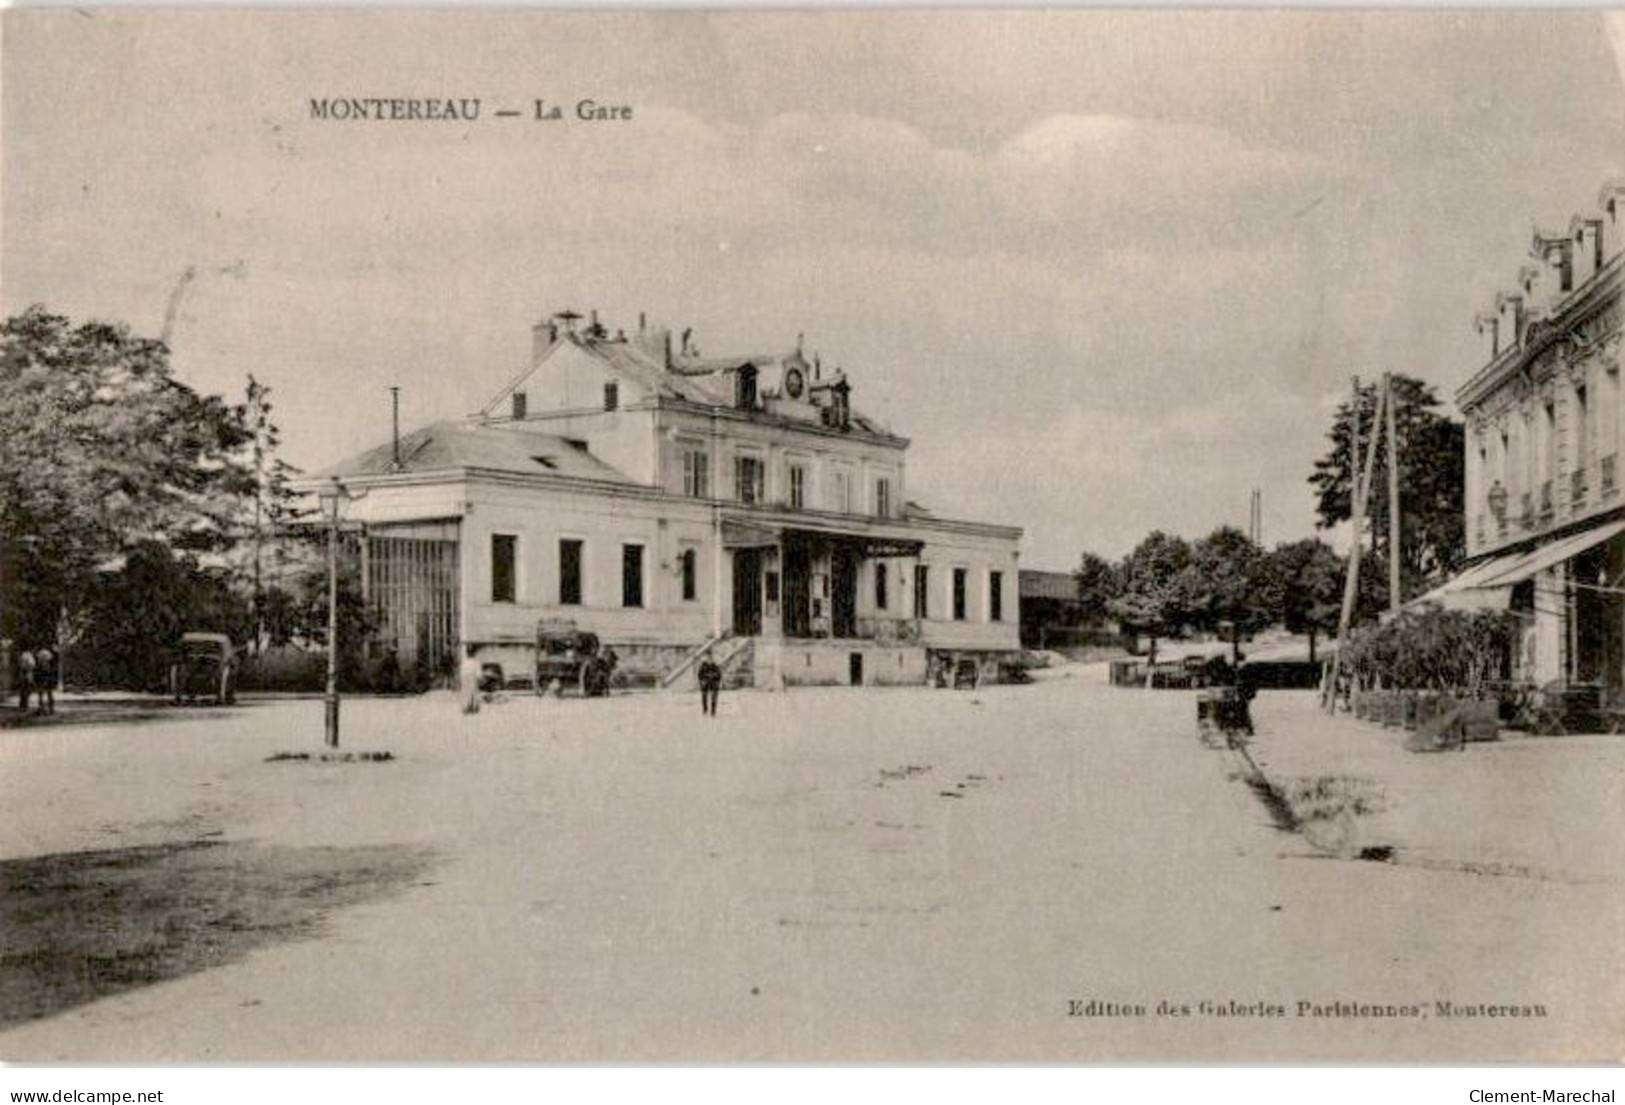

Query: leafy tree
1269;537;1344;663
1308;375;1464;605
68;542;253;689
1072;551;1119;624
1108;531;1191;656
1174;526;1279;662
0;305;256;656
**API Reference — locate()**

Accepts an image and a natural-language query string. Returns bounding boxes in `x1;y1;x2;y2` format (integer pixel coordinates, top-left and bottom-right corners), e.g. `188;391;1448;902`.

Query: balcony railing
1603;454;1618;497
1571;467;1589;510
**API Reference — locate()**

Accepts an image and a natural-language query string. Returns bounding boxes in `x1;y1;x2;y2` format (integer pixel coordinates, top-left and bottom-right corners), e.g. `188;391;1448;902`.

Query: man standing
460;645;482;715
33;647;56;716
16;646;35;714
697;650;722;717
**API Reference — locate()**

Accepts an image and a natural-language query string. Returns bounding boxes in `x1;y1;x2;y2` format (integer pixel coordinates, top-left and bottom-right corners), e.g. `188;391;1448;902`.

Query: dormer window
604;381;619;411
511;390;527;420
736;365;758;411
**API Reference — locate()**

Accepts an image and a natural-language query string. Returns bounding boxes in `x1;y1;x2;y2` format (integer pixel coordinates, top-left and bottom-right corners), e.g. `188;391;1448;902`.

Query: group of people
14;645;59;716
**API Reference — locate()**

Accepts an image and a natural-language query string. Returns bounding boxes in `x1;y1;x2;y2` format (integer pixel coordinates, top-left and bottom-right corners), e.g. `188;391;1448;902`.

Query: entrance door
849;652;864;686
783;543;811;638
733;549;763;637
832;547;858;638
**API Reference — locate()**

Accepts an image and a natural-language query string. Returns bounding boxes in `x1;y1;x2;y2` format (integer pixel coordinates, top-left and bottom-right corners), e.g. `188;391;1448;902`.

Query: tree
1073;551;1119;624
1269;537;1344;663
1108;531;1191;656
1174;526;1279;662
0;306;256;655
236;374;311;652
1308;375;1465;607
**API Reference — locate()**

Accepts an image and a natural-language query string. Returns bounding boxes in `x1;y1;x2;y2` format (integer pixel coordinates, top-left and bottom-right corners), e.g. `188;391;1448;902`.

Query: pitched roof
488;331;897;437
315;420;638;484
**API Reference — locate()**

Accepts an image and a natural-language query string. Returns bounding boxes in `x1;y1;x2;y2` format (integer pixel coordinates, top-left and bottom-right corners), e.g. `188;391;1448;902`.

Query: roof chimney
681;327;693;357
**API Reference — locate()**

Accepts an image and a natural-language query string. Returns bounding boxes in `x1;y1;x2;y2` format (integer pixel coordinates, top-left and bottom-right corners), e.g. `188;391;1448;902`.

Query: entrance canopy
720;515;925;558
1417;518;1625;610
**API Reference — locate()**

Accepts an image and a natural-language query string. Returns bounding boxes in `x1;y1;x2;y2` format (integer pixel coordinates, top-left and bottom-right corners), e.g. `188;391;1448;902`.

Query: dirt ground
1;667;1620;1062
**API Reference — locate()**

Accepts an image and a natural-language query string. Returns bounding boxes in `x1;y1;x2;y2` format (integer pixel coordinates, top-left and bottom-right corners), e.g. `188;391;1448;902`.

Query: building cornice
1456;252;1623;413
293;465;1021;541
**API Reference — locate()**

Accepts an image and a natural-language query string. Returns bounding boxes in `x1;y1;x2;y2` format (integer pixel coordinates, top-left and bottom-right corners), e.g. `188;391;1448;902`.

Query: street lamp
315;477;364;748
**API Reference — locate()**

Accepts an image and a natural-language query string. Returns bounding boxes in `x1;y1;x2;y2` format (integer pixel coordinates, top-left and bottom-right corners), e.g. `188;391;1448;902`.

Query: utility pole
1386;372;1401;612
1325;378;1385;711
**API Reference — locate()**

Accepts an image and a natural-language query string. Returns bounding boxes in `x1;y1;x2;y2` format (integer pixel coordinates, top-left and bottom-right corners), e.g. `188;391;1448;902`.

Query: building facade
309;314;1023;688
1446;181;1625;695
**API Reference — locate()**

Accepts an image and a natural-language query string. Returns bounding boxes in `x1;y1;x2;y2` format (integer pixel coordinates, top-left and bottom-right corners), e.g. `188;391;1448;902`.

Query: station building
309;313;1023;688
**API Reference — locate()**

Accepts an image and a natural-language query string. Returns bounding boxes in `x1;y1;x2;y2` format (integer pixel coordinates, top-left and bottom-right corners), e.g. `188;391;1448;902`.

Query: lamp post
316;478;358;749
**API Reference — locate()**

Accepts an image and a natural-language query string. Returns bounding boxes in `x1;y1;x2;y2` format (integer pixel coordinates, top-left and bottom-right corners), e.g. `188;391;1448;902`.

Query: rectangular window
622;544;644;608
875;563;889;611
681;548;697;602
953;568;967;621
875;478;891;518
491;534;517;604
511;391;527;420
830;469;850;513
559;539;583;606
914;565;929;619
736;455;764;504
788;463;806;509
989;570;1003;622
604;381;619;411
682;447;709;498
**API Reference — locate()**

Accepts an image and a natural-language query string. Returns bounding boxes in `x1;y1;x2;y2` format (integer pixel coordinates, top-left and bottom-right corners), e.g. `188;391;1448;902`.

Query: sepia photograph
1;6;1624;1071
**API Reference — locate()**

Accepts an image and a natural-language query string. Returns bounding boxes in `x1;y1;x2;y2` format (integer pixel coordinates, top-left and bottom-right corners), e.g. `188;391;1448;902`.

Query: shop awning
1414;517;1625;611
1474;519;1625;589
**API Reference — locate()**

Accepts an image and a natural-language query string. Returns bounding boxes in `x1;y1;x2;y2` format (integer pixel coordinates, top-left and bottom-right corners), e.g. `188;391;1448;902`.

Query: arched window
681;548;698;602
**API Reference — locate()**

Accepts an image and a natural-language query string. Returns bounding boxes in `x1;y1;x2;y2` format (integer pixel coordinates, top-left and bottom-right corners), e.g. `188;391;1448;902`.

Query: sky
4;9;1624;570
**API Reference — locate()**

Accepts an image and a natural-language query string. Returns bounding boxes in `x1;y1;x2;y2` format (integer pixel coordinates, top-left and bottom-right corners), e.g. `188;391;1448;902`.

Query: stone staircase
658;631;754;691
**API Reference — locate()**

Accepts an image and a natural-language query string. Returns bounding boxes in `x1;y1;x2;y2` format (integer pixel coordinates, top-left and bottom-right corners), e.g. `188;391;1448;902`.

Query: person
697;649;722;717
33;647;56;716
377;645;401;695
459;645;482;715
16;646;35;713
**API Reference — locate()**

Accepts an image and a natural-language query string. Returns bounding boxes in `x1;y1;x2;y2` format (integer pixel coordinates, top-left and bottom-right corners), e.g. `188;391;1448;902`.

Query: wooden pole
1387;372;1401;612
1325;379;1385;711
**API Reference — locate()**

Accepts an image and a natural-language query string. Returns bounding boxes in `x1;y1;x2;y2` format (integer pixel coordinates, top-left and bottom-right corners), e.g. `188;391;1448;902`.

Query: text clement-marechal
309;98;481;121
